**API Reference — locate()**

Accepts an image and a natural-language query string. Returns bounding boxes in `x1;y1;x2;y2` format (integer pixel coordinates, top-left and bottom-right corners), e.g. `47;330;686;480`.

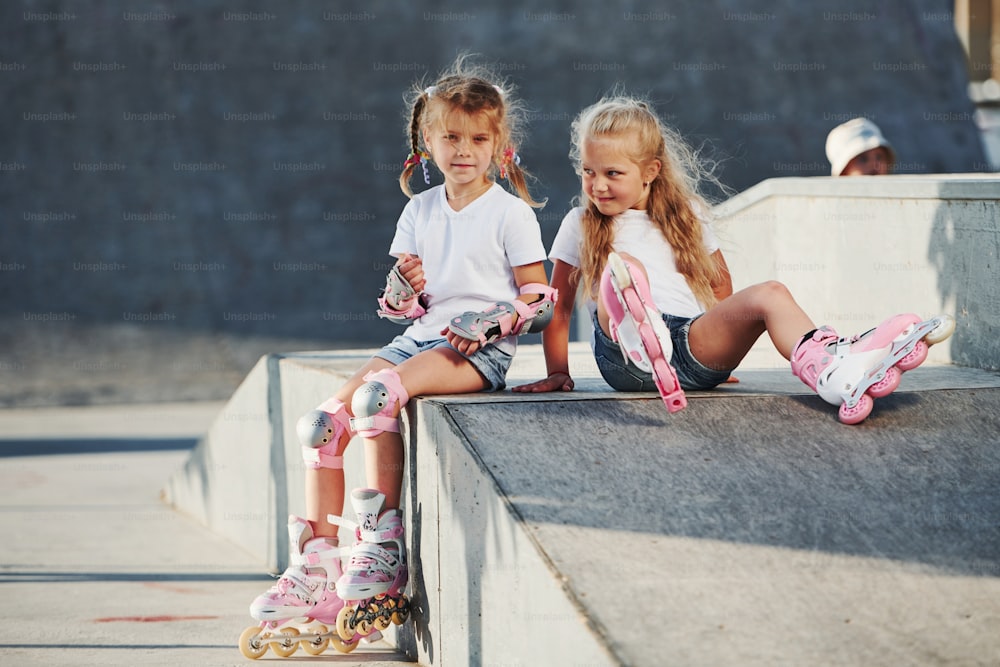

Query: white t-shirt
388;183;547;355
548;206;720;318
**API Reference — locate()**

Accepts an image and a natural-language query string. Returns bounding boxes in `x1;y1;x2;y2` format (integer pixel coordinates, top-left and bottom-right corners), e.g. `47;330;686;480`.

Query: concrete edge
712;174;1000;219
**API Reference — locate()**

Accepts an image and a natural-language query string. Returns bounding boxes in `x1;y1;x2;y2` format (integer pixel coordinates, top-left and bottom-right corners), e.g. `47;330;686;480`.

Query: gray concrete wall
713;174;1000;371
1;0;988;380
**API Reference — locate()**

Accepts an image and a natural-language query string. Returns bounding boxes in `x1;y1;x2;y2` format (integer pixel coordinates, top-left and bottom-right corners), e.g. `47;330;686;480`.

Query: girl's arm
710;249;733;302
512;259;578;393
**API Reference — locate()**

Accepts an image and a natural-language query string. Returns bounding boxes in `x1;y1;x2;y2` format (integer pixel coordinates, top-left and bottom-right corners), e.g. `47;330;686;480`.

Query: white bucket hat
825;118;895;175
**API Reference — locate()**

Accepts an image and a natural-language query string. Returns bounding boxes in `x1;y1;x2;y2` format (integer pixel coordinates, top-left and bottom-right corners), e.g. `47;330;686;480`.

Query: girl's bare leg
595;254;814;374
688;281;816;372
362;347;487;511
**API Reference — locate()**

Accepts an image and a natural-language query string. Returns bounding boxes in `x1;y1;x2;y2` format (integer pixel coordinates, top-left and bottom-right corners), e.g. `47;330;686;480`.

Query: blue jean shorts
374;335;513;392
592;310;732;392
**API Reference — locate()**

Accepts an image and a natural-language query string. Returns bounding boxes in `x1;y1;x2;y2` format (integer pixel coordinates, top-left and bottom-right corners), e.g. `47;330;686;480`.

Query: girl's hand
511;372;574;393
398;253;426;293
442;327;482;357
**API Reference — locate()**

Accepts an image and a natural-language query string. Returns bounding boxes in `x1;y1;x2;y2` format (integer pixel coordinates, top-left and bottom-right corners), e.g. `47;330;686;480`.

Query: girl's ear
644;159;662;184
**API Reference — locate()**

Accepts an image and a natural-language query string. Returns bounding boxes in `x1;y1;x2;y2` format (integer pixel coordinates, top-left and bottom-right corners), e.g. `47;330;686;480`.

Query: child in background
240;57;555;658
514;96;951;426
826;117;896;176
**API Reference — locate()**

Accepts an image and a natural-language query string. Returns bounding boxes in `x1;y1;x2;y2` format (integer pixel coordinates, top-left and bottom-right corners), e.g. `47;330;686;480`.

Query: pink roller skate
333;489;411;643
791;314;955;424
601;251;687;413
239;515;358;658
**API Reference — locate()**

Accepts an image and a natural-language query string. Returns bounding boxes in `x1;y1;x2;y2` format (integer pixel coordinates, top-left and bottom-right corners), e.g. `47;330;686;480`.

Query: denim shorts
374;335;513;392
592;310;732;392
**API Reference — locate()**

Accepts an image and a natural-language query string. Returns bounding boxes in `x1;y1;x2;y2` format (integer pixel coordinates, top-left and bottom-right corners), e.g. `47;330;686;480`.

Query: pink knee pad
297;397;352;470
350;369;409;438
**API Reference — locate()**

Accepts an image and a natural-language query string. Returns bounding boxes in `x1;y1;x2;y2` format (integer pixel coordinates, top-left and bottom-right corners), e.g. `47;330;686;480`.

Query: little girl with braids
241;58;556;656
515;95;952;426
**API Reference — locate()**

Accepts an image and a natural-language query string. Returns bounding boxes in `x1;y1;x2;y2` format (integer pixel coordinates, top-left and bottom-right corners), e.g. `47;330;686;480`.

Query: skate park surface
4;174;1000;666
4;354;999;667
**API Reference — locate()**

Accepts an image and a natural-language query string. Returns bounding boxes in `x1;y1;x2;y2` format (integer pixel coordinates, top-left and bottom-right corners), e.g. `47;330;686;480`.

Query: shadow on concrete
0;437;198;457
927;196;1000;370
0;571;268;583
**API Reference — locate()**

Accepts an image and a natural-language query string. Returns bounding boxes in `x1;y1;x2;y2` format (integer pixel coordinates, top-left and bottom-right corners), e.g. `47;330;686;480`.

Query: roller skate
239;515;360;658
791;313;955;424
332;488;411;644
601;251;687;413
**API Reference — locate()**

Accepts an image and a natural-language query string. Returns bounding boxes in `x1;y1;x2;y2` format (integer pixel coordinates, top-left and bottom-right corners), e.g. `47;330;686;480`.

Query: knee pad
297;397;352;470
350;369;409;438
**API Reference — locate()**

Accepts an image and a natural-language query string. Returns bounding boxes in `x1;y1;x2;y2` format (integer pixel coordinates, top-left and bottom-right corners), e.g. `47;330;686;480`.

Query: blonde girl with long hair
514;95;952;426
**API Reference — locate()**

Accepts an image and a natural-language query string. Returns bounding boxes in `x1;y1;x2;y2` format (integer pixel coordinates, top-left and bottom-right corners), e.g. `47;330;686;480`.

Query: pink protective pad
448;283;559;345
448;302;518;345
350;369;410;438
377;266;428;324
298;398;352;470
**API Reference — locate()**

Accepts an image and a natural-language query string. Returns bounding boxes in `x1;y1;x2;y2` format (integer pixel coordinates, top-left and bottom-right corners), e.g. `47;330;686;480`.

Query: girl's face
580;134;660;216
423;110;497;190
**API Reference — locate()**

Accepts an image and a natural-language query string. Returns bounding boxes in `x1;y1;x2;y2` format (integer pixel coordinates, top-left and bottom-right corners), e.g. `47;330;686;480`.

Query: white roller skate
239;515;360;658
332;488;410;643
601;251;687;413
791;313;955;424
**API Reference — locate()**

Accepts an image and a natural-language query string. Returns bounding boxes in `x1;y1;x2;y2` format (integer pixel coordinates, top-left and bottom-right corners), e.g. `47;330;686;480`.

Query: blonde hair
399;56;543;208
570;95;720;308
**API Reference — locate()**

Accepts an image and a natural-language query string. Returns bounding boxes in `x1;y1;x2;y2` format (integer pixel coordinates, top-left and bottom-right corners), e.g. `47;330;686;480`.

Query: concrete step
164;344;1000;665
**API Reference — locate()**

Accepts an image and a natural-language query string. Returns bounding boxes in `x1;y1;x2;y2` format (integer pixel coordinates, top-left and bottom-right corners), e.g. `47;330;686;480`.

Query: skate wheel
330;633;358;653
391;595;411;625
868;366;901;398
271;626;300;658
336;604;356;642
925;316;955;345
839;394;873;425
238;625;269;660
374;614;391;631
300;624;328;655
897;340;928;371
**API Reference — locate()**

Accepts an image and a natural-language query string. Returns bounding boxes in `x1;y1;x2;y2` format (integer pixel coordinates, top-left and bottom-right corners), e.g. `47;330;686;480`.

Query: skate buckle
662;387;688;413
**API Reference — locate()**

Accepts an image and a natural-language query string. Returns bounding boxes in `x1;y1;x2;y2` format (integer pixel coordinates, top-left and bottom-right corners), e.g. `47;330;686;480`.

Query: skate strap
301;449;343;469
289;543;350;568
348;541;400;570
359;522;405;544
350;414;401;434
326;513;358;532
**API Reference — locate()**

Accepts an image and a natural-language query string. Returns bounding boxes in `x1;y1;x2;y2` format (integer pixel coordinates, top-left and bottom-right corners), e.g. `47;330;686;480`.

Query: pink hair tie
499;147;520;180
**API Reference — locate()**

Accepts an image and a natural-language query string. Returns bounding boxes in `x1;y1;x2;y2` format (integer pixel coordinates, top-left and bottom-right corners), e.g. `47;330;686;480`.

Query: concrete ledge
712;175;1000;370
164;343;1000;665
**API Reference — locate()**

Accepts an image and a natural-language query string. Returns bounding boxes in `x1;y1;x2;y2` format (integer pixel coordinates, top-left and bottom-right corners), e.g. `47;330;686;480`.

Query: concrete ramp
165;344;1000;665
436;368;1000;665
